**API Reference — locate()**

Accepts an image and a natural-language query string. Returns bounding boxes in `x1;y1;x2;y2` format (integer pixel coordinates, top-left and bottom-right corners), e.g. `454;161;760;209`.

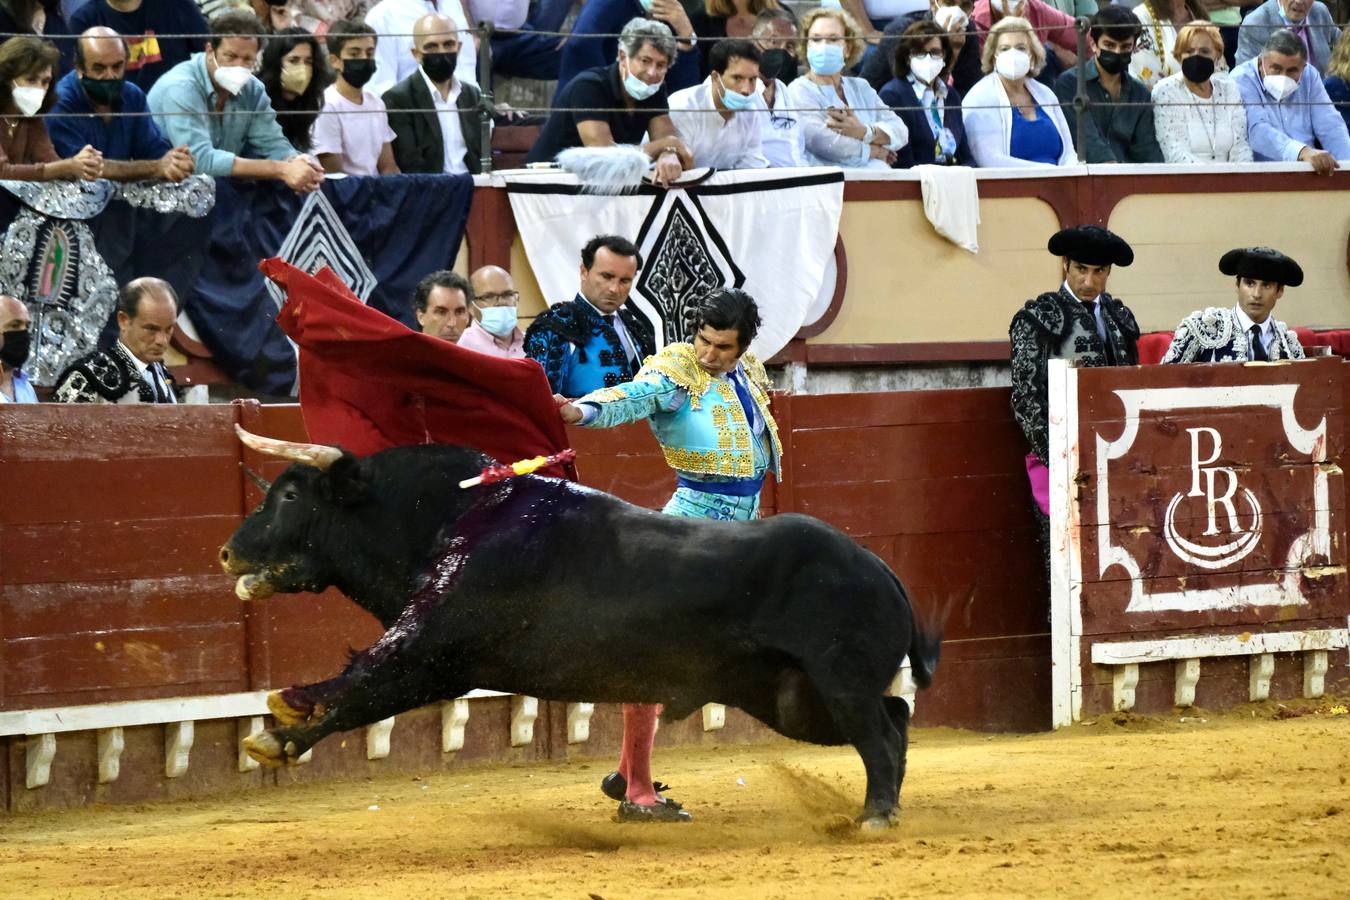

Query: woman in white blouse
1150;21;1251;163
786;6;908;169
961;17;1076;168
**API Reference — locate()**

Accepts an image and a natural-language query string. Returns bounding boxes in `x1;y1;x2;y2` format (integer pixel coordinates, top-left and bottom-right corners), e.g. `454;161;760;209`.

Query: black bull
220;438;941;827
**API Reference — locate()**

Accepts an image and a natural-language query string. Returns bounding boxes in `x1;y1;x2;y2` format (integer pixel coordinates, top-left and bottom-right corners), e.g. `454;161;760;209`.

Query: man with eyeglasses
458;265;526;359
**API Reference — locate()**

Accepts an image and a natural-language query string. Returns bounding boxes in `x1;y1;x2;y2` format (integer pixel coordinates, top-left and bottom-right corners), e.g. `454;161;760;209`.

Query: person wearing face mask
528;18;692;185
0;36;103;181
259;27;330;154
1235;0;1339;73
668;39;770;169
457;266;526;359
1232;28;1350;175
880;21;973;166
861;0;983;97
1161;247;1306;364
1151;21;1252;162
365;0;477;97
148;11;323;192
961;16;1075;166
1052;7;1162;163
53;279;182;404
383;13;491;174
48;28;196;182
0;295;36;405
972;0;1079;82
749;7;806;167
554;0;702;103
313;19;399;176
68;0;209;93
787;7;908;169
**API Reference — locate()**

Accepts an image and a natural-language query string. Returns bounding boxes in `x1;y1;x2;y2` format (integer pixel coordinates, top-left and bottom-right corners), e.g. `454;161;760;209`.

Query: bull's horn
234;425;343;471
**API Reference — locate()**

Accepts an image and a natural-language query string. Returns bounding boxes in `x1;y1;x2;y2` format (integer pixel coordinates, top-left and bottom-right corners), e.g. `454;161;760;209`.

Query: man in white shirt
314;19;400;175
1161;247;1307;363
53;279;182;404
365;0;477;95
383;12;489;174
668;38;770;170
751;9;806;167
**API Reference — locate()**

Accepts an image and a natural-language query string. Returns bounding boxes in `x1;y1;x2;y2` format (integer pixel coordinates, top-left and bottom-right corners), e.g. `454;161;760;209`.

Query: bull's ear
322;452;369;506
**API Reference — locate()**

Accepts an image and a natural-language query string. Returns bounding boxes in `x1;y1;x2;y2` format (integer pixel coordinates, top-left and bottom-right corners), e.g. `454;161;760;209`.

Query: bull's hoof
267;690;311;727
857;809;900;831
242;731;287;768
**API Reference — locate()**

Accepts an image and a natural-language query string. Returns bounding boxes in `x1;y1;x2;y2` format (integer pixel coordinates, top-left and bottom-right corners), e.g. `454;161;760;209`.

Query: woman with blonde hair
961;16;1075;167
1150;21;1251;162
0;36;102;181
1324;29;1350;130
786;7;909;169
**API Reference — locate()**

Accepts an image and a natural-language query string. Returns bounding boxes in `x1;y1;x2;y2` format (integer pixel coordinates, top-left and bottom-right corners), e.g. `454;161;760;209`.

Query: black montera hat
1218;247;1304;287
1047;225;1134;267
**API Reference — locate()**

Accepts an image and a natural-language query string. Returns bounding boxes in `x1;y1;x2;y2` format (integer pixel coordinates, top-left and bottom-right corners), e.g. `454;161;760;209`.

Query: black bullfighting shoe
600;771;674;803
616;800;692;823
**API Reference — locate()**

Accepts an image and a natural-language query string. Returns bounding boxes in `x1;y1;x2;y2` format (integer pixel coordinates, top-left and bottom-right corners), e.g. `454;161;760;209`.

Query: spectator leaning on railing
69;0;210;92
259;26;331;154
312;18;399;175
1235;0;1339;74
1150;20;1252;162
0;36;103;181
962;16;1075;166
788;6;908;169
148;10;323;192
880;20;974;167
1052;7;1162;163
527;17;693;185
1326;31;1350;130
554;0;702;104
1232;27;1350;175
48;27;196;182
749;7;805;168
669;38;770;169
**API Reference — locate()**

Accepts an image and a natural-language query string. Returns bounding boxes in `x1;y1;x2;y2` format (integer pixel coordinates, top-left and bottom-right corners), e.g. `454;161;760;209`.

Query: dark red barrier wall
0;391;1048;731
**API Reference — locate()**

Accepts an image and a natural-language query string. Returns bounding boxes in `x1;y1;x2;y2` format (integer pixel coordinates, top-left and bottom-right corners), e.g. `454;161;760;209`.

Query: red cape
262;258;575;480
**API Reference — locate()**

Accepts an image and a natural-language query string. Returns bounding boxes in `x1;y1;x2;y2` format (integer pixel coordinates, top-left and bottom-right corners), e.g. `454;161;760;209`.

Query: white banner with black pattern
504;167;845;361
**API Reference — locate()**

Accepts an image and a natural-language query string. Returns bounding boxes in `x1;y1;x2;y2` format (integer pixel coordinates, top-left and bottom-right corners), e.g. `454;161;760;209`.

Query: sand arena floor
2;702;1348;899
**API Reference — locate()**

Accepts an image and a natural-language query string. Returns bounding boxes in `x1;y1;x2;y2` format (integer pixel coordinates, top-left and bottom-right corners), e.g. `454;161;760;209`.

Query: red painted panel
0;458;240;524
0;516;241;584
0;405;239;462
790;420;1028;482
262;590;384;688
794;475;1034;536
791;389;1015;430
1;576;239;637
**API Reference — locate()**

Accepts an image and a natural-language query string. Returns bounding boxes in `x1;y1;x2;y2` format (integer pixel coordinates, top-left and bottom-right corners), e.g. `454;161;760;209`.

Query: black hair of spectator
694;288;761;351
413;270;474;313
326;18;377;57
259;26;331;153
580;235;643;271
709;38;761;74
3;0;42;36
1262;28;1307;60
118;281;179;319
209;9;265;46
0;36;59;115
1089;6;1142;45
893;20;951;80
74;33;130;71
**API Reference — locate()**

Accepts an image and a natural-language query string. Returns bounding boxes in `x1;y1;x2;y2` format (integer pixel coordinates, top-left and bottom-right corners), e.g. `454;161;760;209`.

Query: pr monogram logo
1163;427;1263;570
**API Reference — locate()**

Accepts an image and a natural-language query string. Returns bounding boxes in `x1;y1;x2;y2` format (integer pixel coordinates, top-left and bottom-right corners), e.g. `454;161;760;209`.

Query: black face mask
757;48;798;85
1;328;30;369
421;51;457;83
1181;54;1215;83
80;75;124;106
1095;49;1130;75
340;57;376;88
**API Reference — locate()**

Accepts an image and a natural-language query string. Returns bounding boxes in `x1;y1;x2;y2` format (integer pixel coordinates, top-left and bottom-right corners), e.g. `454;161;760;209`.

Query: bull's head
220;426;360;602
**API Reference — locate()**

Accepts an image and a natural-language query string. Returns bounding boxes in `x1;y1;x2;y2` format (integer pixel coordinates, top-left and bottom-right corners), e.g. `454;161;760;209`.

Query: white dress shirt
1233;303;1274;358
758;78;806;168
118;340;176;404
419;67;469;174
668;77;770;170
365;0;477;96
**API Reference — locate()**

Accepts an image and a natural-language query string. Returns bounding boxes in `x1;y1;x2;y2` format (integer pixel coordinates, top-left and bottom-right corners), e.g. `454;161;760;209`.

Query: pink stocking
620;703;661;805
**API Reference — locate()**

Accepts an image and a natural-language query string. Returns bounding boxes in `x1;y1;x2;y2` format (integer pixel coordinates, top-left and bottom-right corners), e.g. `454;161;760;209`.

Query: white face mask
11;85;44;117
995;47;1031;80
1262;72;1298;100
212;63;253;95
933;5;968;31
911;55;945;85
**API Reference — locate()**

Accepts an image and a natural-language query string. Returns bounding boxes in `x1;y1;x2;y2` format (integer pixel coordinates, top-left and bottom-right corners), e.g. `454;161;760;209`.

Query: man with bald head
0;295;36;404
382;13;488;174
49;27;195;182
54;279;181;404
458;265;525;358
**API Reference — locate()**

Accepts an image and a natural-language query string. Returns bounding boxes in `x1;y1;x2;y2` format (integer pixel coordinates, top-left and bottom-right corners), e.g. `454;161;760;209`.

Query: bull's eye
280;487;299;502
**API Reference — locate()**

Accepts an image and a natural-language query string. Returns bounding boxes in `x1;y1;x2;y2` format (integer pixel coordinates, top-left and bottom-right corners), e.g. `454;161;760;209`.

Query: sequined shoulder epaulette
635;343;713;407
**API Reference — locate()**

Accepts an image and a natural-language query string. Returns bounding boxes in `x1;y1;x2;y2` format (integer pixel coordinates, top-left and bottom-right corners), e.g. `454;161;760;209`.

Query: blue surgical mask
807;44;846;76
717;74;757;111
637;0;654;9
478;305;518;338
623;67;662;100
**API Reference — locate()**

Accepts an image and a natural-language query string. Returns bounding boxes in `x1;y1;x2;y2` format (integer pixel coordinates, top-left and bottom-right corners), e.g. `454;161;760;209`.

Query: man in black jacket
382;13;484;175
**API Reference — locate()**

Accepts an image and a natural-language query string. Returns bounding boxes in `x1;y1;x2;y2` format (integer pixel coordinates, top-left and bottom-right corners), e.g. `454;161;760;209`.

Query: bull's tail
901;577;970;691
